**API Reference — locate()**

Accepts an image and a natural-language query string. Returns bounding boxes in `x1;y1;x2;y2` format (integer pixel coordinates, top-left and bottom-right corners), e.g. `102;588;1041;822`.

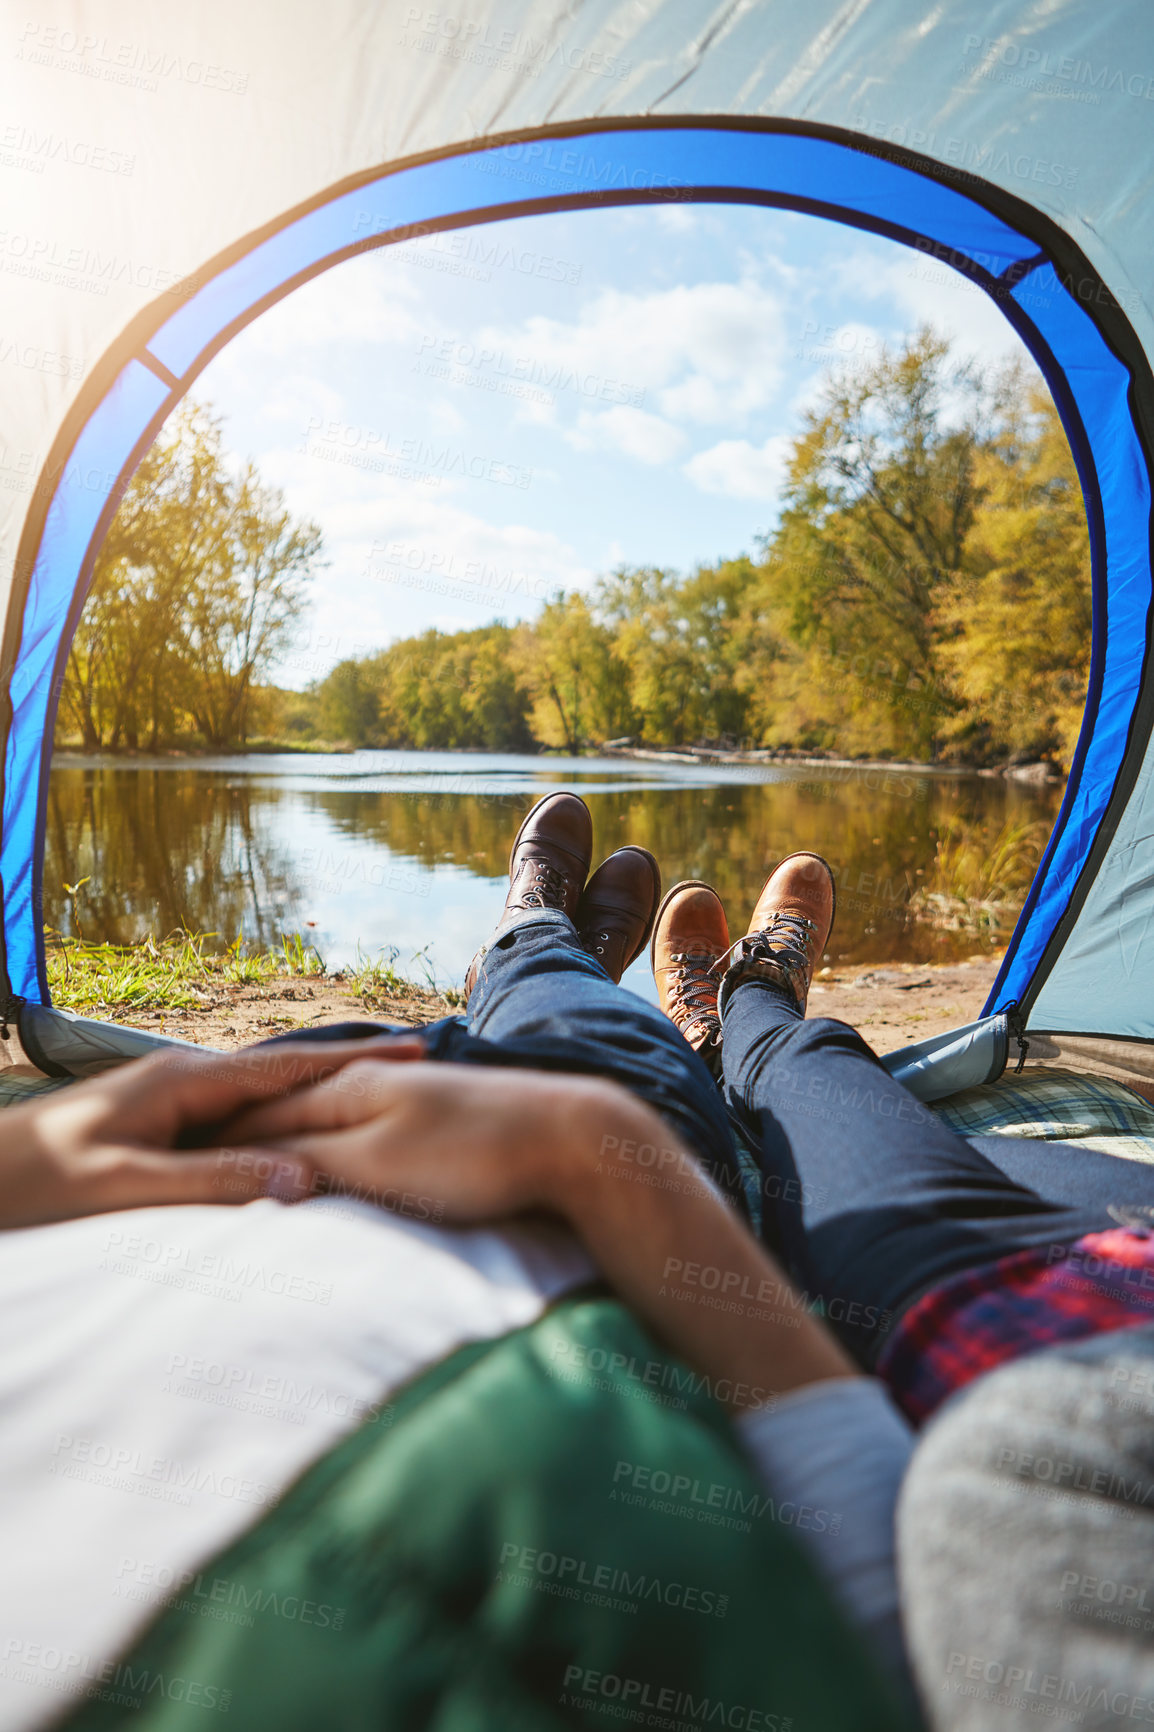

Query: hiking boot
576;847;661;984
464;792;593;1000
717;853;835;1019
651;880;729;1077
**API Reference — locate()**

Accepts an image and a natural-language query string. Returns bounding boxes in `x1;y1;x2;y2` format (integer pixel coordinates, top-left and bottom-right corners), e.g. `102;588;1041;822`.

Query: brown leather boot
717;852;835;1019
650;880;729;1076
576;847;661;984
464;791;593;1000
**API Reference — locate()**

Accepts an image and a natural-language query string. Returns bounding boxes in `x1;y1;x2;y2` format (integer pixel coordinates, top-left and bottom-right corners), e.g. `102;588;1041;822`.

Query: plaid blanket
930;1064;1154;1164
0;1073;72;1108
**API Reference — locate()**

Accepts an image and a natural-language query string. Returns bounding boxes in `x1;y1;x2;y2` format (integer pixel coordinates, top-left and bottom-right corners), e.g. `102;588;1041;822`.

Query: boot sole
648;879;727;977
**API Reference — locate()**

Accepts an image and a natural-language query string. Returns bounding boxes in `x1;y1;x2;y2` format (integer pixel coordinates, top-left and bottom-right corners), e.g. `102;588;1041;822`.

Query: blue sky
196;201;1036;687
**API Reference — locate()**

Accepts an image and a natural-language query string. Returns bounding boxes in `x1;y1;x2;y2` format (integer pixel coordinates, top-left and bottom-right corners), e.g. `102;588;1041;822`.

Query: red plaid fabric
877;1228;1154;1426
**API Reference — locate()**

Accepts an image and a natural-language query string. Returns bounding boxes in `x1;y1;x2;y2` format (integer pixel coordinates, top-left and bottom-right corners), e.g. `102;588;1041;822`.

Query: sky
194;200;1037;688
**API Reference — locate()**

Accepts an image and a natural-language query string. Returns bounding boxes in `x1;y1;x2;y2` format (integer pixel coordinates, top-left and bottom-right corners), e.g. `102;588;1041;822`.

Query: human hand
0;1034;425;1229
224;1059;616;1221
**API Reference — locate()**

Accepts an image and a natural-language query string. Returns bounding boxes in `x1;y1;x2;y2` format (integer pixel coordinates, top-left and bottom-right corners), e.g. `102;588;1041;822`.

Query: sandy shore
122;954;1003;1056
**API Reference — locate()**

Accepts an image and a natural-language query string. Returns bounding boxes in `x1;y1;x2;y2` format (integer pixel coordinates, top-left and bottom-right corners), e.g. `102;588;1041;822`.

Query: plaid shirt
877;1228;1154;1426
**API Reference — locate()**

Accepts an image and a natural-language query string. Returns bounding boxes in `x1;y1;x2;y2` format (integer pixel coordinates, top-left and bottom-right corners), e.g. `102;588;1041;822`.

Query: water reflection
44;753;1065;993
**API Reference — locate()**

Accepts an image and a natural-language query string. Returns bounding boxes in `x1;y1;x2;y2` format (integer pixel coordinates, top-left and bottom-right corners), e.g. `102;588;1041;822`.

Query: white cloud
570;404;687;464
469;275;787;440
257;438;592;682
654;204;698;234
684;433;792;502
834;244;1027;364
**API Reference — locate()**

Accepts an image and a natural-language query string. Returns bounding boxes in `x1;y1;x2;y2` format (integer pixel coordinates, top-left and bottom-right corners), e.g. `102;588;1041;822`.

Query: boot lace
716;909;820;1008
515;855;570;910
658;950;722;1041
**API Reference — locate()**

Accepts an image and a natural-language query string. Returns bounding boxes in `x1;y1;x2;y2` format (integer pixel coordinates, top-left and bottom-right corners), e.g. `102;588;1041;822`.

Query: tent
3;0;1152;1092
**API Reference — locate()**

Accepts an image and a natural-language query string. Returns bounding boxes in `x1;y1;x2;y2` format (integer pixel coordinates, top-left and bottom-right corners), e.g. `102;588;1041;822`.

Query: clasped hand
0;1036;619;1231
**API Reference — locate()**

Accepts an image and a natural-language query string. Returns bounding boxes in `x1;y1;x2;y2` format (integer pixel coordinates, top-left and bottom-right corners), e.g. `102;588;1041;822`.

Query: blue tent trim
3;121;1150;1025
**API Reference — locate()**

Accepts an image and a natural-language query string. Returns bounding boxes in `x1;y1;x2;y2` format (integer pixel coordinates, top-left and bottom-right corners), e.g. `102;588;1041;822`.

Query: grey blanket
900;1325;1154;1729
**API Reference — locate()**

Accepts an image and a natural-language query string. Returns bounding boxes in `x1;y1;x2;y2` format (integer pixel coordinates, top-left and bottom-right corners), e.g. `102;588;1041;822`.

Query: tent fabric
2;1;1153;1049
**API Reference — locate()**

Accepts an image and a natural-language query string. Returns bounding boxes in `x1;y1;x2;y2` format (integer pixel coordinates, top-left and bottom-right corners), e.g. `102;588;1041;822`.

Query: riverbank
116;970;460;1047
52;952;1001;1055
44;932;462;1049
51;738;1065;782
599;743;1063;783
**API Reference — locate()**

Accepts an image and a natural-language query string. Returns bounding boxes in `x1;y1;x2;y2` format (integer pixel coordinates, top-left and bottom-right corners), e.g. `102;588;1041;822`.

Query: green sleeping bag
62;1294;911;1731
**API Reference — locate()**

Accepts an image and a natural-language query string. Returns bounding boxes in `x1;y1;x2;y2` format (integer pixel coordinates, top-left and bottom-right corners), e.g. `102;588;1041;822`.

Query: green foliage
597;562;758;745
45;927;430;1017
317;659;380;747
58;403;324;752
512;592;628;751
46;928;242;1015
59;331;1090;769
909;815;1052;932
934;370;1092;765
302;330;1087;767
359;624;534;750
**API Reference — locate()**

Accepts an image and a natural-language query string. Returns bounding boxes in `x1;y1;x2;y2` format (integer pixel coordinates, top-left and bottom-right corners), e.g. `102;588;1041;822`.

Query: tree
935;374;1091;765
185;467;321;749
59;404;324;751
358;624;533;750
513;593;630;751
316;658;380;746
65;333;1088;771
594;562;757;745
746;328;986;757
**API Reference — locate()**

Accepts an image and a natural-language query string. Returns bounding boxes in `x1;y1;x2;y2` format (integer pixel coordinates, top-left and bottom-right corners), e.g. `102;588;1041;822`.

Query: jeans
721;979;1154;1363
277;916;1154;1367
282;911;744;1204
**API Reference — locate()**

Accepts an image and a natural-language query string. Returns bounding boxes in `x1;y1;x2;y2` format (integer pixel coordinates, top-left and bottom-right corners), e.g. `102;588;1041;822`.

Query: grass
350;944;465;1012
909;816;1051;933
43;928;462;1019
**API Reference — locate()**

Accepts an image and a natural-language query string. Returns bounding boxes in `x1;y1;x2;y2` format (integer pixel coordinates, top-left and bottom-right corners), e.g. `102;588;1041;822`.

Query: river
44;752;1065;1003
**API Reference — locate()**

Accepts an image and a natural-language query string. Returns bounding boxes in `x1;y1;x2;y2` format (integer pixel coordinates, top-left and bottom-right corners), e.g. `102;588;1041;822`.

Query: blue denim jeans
721;979;1154;1362
281;911;744;1204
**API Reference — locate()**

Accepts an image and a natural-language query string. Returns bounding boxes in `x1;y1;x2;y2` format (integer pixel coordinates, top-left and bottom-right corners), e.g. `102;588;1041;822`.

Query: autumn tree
934;373;1091;765
744;328;987;756
595;561;758;745
343;624;533;750
316;658;380;747
134;331;1089;771
59;404;323;751
513;593;631;751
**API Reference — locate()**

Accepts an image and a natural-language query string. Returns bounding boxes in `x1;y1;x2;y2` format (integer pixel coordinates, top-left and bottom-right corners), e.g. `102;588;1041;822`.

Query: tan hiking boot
576;847;662;984
717;852;836;1019
464;791;593;1000
650;880;729;1076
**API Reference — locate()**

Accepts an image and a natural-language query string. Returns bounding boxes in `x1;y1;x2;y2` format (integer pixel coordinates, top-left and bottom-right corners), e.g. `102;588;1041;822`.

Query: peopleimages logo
944;1651;1154;1722
560;1666;791;1730
498;1542;729;1618
611;1459;841;1536
962;34;1154;101
1;1638;231;1714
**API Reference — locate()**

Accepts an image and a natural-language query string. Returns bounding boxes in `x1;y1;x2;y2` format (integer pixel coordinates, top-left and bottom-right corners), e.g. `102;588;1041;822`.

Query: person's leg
467;909;743;1203
720;979;1154;1360
651;854;1153;1364
448;790;745;1198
